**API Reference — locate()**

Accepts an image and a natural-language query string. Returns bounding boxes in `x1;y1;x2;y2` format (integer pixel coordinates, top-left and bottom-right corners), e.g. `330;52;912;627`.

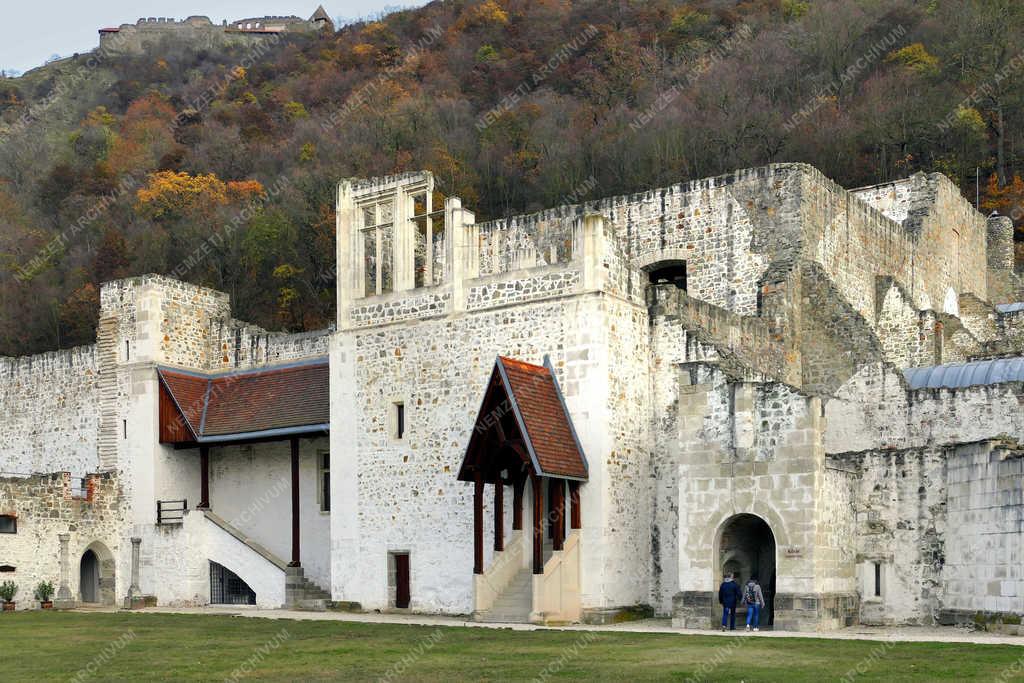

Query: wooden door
395;553;410;608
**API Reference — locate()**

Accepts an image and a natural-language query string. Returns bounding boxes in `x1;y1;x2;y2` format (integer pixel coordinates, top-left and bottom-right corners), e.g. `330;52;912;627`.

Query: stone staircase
475;568;533;623
202;510;331;610
285;566;332;610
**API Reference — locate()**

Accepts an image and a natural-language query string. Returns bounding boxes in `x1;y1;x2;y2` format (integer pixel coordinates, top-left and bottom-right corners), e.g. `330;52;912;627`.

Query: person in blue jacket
718;572;743;630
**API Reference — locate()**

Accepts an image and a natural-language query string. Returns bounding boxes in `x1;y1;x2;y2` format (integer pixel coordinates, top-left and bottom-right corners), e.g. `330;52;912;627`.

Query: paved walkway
84;606;1024;646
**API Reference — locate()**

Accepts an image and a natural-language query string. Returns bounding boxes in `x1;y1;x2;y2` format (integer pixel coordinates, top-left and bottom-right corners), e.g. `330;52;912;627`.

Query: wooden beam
473;471;484;574
532;474;543;574
493;481;504;552
289;437;300;567
512;477;524;531
198;445;210;510
569;481;581;530
550;479;564;551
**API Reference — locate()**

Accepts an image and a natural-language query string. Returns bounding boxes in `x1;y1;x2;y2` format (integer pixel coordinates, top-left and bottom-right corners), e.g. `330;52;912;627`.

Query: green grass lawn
1;612;1023;682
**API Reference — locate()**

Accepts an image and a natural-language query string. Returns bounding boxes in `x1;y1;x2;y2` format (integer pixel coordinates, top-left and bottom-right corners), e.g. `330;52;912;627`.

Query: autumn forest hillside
2;0;1024;355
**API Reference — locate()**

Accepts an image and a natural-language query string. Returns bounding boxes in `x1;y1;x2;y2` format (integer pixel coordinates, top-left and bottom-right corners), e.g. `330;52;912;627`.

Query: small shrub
0;581;16;603
34;581;55;603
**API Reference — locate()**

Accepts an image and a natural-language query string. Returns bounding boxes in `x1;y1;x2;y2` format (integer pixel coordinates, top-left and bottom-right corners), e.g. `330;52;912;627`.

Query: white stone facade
1;164;1023;631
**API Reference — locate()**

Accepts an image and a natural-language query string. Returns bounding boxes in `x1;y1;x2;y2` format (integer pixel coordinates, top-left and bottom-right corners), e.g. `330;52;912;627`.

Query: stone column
55;533;74;608
125;537;142;608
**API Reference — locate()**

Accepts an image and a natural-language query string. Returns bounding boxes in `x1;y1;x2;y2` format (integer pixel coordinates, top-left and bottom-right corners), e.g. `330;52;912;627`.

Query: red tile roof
459;356;588;481
158;359;329;443
159;370;207;436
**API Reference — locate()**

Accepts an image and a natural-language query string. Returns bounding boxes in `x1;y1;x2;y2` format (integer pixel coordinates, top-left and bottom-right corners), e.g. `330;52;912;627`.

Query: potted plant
35;581;54;609
0;581;16;611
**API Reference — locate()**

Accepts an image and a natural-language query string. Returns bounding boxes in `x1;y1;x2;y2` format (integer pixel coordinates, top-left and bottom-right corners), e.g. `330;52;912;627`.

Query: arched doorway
645;260;687;290
80;550;100;603
79;541;116;605
717;513;776;626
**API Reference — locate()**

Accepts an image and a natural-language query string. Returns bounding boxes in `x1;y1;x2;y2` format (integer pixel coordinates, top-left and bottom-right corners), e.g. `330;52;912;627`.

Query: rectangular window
395;402;405;440
318;452;330;512
0;516;16;534
873;562;882;597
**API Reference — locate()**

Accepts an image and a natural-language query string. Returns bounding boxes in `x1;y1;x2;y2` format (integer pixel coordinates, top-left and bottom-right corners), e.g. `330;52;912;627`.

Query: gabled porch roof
458;356;589;483
157;357;330;446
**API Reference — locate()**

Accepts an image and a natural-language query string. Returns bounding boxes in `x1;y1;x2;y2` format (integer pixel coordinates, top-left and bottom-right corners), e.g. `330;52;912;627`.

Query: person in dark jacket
718;572;742;630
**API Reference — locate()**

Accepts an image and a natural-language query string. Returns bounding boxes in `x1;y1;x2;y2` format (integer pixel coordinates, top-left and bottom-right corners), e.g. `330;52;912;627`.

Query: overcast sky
0;1;423;75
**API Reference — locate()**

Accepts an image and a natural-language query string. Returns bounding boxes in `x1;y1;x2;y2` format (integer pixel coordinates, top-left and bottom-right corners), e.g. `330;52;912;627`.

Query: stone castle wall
0;346;100;476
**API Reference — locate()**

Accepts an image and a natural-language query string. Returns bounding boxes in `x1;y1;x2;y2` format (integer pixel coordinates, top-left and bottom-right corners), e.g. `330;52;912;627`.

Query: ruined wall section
798;262;883;395
850;177;917;222
0;347;100;476
826;363;1024;454
802;169;918;322
207;321;331;371
847;175;991;313
876;278;930;369
0;472;123;609
827;447;946;625
474;165;809;318
647;284;795;384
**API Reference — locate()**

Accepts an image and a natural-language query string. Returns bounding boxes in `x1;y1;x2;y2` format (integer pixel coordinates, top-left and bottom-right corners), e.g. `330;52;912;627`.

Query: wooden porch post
198;445;210;510
473;471;484;574
289;437;300;567
531;474;544;574
493;481;504;552
569;481;581;530
512;477;524;531
550;479;565;551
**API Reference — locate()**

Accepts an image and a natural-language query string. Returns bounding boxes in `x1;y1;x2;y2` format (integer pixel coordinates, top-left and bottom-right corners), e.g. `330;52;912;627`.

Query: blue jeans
721;606;737;629
746;603;761;628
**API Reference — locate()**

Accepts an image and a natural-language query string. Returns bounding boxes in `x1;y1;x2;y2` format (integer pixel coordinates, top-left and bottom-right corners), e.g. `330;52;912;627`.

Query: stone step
476;609;532;623
475;568;532;623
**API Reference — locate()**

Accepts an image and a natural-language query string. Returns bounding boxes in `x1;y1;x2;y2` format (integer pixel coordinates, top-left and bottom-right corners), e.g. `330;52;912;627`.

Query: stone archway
716;513;776;626
79;541;116;606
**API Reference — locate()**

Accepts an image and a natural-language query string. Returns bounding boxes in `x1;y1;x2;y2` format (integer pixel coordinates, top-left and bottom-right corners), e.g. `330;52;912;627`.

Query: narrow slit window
318;452;331;512
395;403;405;440
873;562;881;597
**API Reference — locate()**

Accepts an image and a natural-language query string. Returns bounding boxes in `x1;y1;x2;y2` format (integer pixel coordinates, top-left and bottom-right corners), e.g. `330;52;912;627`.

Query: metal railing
157;499;188;525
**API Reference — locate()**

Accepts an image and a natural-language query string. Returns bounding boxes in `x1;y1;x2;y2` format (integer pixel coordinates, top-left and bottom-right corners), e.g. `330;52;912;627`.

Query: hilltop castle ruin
97;6;333;55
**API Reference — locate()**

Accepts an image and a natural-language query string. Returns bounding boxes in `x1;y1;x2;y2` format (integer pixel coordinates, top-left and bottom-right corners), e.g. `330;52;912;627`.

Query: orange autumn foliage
136;171;265;219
